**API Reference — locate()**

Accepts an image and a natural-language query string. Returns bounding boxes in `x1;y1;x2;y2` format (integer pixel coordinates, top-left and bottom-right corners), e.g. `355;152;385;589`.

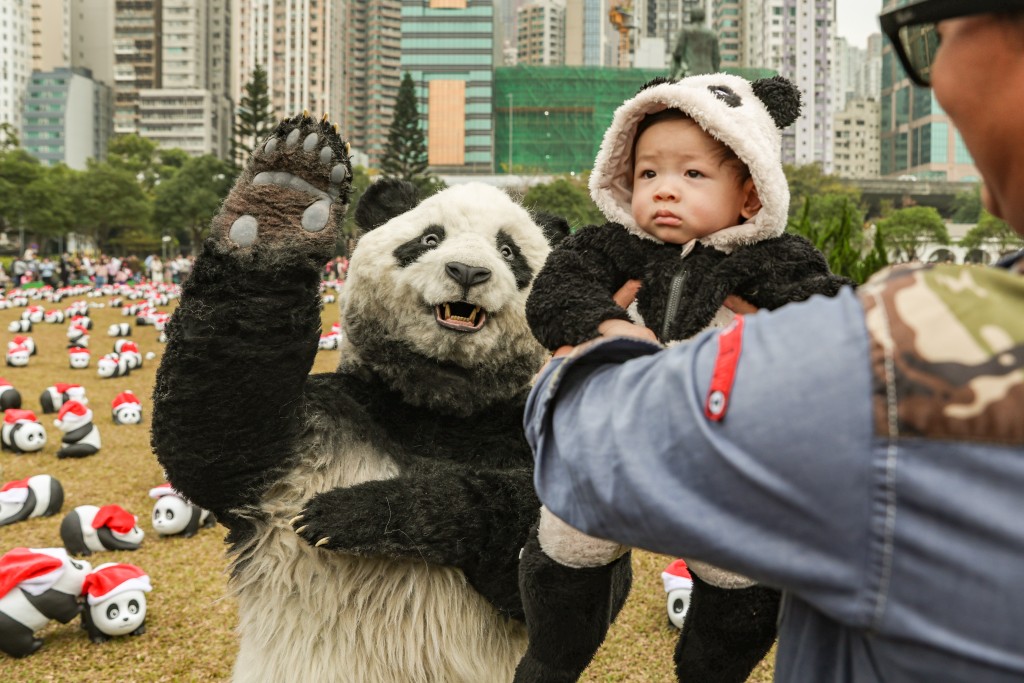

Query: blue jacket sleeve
525;287;876;618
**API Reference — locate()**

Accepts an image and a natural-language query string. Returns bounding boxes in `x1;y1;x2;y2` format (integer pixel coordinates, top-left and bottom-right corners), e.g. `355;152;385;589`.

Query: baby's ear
740;178;762;220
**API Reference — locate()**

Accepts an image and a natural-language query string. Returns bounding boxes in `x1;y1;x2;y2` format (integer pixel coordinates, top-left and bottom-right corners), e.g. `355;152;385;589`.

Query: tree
106;134;187;191
381;73;431;190
0;122;19;151
70;162;152;251
951;185;983;224
233;64;276;169
523;175;604;231
783;163;859;217
788;194;887;284
153;154;235;254
340;165;373;249
876;205;950;262
0;149;43;239
21;164;80;249
961;210;1024;253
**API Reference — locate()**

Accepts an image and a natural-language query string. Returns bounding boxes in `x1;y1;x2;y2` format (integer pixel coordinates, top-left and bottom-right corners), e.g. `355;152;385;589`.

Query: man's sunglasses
880;0;1024;87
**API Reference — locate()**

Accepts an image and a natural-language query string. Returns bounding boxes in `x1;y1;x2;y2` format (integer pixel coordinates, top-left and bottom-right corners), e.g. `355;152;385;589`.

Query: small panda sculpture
53;400;101;459
44;309;65;324
7;320;31;333
1;409;46;454
40;382;87;414
662;559;694;629
111;391;143;425
152;113;576;682
80;563;151;643
107;322;132;337
0;475;64;526
148;483;215;537
22;306;44;324
317;333;339;350
69;314;92;330
59;504;144;556
5;344;30;368
97;353;131;379
113;340;142;370
66;323;90;347
0;547;92;658
0;378;22;410
10;335;35;356
68;346;90;369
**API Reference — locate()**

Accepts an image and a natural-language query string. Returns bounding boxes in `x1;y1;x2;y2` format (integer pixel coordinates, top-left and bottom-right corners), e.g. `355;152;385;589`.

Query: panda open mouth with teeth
435;301;487;332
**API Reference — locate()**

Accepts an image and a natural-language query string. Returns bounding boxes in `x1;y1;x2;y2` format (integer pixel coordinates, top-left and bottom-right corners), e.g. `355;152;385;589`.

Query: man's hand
548;279;656;362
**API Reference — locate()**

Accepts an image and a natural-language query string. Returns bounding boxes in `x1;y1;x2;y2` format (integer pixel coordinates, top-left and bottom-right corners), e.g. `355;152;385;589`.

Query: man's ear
740;178;762;219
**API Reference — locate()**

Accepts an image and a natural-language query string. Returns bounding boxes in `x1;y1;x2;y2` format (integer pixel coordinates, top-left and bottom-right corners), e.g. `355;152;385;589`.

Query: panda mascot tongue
151;112;586;683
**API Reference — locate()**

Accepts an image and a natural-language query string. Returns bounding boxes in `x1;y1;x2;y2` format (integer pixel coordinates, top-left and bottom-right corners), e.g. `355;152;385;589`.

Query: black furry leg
513;526;632;683
674;574;780;683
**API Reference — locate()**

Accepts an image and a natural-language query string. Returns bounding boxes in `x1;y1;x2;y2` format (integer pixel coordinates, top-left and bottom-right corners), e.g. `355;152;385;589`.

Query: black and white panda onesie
152;114;580;682
520;75;853;683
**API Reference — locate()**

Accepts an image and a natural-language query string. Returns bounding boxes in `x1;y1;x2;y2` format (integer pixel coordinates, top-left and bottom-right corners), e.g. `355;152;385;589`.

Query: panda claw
295;525;308;534
315;537;330;547
289;514;305;526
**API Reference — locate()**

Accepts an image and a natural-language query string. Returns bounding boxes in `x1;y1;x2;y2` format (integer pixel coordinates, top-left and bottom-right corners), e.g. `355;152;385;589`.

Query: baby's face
630;118;759;244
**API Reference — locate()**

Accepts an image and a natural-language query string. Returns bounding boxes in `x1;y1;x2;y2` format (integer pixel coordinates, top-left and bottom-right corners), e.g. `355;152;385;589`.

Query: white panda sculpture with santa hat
68;346;90;369
10;335;35;356
0;547;92;657
107;322;131;337
111;391;143;425
59;504;144;556
0;475;64;526
148;483;215;537
53;400;101;458
39;382;87;414
1;409;47;454
66;323;90;348
97;353;131;379
5;344;30;368
113;340;142;370
80;563;151;643
7;320;32;334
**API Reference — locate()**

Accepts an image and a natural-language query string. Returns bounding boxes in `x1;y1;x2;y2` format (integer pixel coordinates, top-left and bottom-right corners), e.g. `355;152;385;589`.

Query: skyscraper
401;0;495;173
30;0;71;73
879;0;976;181
0;0;31;137
517;0;566;66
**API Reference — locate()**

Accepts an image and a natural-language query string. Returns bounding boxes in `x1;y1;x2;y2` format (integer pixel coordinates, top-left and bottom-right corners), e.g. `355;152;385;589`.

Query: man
524;2;1024;681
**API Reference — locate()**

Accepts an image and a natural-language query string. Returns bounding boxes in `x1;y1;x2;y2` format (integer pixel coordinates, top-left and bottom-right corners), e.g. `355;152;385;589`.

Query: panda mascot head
340;178;569;417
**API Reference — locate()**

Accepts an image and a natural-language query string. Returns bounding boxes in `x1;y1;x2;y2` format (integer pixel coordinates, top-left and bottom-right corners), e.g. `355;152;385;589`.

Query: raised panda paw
213;111;353;252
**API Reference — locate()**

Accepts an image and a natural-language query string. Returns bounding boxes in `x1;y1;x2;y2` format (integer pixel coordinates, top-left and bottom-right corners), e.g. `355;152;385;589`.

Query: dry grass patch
0;292;773;682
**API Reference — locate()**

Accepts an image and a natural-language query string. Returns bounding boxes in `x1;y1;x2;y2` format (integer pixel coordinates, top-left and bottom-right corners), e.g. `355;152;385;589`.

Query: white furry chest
229;439;526;683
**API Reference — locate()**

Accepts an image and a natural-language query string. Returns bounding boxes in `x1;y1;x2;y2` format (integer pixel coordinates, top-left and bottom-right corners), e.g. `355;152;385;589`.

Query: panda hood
589;74;801;252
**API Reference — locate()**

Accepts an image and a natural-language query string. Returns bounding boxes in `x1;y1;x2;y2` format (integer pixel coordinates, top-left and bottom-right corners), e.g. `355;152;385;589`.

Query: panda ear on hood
354;178;421;233
751;76;802;129
531;211;572;246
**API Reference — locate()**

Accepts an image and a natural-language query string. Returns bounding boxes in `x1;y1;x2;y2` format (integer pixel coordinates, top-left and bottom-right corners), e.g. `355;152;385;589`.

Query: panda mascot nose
445;262;491;288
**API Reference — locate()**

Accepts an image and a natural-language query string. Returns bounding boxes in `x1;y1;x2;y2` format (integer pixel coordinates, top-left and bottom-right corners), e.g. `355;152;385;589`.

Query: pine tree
381;73;430;185
232;65;276;168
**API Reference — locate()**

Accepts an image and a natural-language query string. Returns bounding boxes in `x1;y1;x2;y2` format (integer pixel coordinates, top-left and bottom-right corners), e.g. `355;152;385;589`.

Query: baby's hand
597;318;659;343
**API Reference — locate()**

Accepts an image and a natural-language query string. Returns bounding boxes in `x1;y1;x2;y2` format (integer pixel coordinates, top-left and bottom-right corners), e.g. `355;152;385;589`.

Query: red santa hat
82;563;151;605
118;341;140;355
11;335;30;346
0;547;69;598
0;377;11;387
4;408;37;424
147;482;178;499
54;382;81;394
68;346;90;357
7;344;29;356
91;505;138;535
0;477;31;504
56;400;92;424
661;559;693;593
112;391;141;410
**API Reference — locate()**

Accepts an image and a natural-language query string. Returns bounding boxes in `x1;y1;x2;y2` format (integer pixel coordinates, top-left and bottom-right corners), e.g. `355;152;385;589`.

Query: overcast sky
836;0;884;49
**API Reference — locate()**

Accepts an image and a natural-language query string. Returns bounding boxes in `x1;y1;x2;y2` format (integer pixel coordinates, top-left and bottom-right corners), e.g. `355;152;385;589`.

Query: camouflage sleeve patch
859;263;1024;445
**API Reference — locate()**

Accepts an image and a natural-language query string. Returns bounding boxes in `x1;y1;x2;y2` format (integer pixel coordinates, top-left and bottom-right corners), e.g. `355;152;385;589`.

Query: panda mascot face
341;180;564;415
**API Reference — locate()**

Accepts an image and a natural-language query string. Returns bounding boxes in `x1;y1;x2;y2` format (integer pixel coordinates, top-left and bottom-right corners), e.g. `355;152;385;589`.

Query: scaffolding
493;65;779;175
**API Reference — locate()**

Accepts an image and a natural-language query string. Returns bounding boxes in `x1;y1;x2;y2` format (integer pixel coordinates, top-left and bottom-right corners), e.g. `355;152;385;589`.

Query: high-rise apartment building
879;0;977;181
517;0;566;65
1;0;31;136
31;0;71;73
111;0;162;135
401;0;495;173
565;0;614;67
22;67;112;168
832;98;879;179
727;0;835;170
233;0;345;124
343;0;402;168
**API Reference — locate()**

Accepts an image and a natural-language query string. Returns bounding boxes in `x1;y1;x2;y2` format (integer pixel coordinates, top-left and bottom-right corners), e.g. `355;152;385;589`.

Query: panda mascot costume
149;113;613;683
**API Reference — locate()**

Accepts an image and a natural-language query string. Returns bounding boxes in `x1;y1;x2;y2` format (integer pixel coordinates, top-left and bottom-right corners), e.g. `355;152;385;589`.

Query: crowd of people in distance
0;250;197;289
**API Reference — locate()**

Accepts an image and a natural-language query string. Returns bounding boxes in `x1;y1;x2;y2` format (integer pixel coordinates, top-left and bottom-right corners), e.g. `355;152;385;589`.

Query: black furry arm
724;234;855;311
526;223;664;350
294;464;539;621
151;241;324;520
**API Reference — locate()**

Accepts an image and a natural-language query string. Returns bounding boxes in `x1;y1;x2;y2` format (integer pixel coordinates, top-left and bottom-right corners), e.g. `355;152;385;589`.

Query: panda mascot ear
531;211;572;246
751;76;802;129
354;178;421;233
